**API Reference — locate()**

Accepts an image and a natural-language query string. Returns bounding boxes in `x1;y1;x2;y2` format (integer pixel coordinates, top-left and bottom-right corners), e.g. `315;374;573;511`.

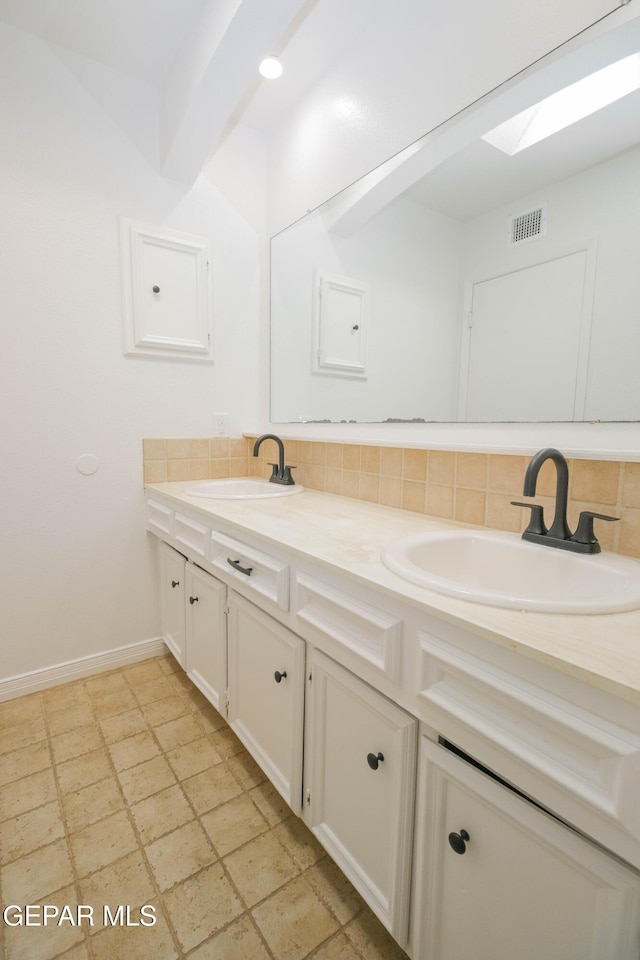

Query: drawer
174;512;209;559
146;497;173;538
414;627;640;869
294;572;403;683
210;529;289;611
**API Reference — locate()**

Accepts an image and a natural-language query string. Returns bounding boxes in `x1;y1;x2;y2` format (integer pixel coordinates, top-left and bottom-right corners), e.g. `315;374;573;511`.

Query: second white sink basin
184;478;303;500
382;529;640;614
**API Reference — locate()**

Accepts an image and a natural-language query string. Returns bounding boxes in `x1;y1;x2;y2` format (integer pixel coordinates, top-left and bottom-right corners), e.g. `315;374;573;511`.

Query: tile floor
0;655;410;960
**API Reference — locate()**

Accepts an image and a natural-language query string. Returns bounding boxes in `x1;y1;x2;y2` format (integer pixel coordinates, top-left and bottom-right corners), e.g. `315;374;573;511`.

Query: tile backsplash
143;437;640;559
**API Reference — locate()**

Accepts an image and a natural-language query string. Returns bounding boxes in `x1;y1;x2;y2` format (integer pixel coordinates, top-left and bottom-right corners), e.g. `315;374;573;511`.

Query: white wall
0;22;265;682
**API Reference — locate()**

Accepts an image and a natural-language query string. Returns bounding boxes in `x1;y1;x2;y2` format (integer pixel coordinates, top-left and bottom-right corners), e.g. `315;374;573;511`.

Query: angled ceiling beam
159;0;308;184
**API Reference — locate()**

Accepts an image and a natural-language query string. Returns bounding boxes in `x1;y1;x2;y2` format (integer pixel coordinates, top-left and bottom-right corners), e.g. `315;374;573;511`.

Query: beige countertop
146;481;640;706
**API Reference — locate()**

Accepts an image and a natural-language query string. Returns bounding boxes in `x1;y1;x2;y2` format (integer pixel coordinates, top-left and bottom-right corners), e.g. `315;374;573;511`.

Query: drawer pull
189;595;199;605
448;829;470;855
274;670;288;683
171;580;180;588
227;558;253;577
367;752;384;770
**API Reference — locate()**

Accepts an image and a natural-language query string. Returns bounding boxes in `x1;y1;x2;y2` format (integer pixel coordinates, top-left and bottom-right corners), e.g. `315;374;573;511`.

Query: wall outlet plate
214;413;230;437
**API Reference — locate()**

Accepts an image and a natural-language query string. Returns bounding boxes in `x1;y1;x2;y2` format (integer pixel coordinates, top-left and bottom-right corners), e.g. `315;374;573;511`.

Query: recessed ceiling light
482;52;640;155
259;57;283;80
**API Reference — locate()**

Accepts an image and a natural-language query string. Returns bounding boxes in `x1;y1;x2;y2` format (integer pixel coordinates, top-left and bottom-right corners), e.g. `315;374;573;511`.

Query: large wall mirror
271;15;640;424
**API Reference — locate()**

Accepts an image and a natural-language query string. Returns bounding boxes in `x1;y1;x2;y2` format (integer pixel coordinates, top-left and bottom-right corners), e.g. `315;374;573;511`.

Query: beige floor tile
69;810;138;877
344;909;410;960
0;768;57;821
193;702;227;734
62;776;124;832
312;932;364;960
0;800;65;864
1;837;74;903
273;815;326;870
142;696;190;727
2;885;85;960
252;875;340;960
79;850;155;933
56;747;112;794
166;736;222;780
163;862;244;953
157;654;181;676
130;784;193;845
0;740;51;787
182;761;242;815
91;900;177;960
227;749;268;790
108;730;160;771
0;692;43;725
85;671;129;698
124;659;166;686
51;725;102;764
0;716;48;752
306;857;365;926
145;820;216;891
90;688;138;720
250;779;291;826
153;713;204;751
201;794;268;857
46;702;95;737
224;831;301;907
43;681;91;712
99;707;149;744
118;755;176;804
133;677;176;706
209;726;245;760
189;915;271;960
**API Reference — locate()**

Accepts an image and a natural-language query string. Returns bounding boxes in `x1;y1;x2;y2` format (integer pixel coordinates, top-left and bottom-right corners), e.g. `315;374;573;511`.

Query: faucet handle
268;463;280;480
511;501;547;537
281;465;295;485
570;510;618;550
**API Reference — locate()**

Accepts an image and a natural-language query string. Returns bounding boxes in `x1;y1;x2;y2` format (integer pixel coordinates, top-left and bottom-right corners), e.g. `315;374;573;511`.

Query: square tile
69;810;138;877
272;816;326;870
344;909;410;960
189;915;271;960
91;900;177;960
145;820;216;891
163;862;244;953
99;707;149;744
51;725;102;764
0;740;51;787
306;857;365;926
154;714;204;751
201;794;268;857
46;702;95;736
142;696;190;727
62;777;124;832
252;875;339;960
249;780;291;826
90;688;138;720
130;784;193;845
79;850;155;933
0;768;57;821
0;800;65;864
118;755;176;804
2;885;85;960
0;716;47;752
56;748;112;794
1;837;74;903
166;737;222;780
133;677;176;706
182;761;242;815
108;731;160;771
224;831;300;907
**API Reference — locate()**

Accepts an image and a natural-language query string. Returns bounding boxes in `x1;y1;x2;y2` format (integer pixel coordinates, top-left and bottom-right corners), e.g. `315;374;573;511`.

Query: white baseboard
0;637;168;702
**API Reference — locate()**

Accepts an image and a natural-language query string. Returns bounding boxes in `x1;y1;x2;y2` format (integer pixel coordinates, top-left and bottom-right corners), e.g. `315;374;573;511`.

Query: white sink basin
184;477;303;500
382;529;640;614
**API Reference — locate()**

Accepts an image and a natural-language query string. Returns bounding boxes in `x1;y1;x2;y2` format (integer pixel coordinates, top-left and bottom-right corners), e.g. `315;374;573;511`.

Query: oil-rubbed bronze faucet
511;448;618;554
252;434;296;485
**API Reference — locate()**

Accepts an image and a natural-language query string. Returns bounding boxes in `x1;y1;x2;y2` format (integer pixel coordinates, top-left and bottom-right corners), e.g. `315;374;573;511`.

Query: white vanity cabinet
158;541;227;712
227;591;305;810
304;648;417;945
411;736;640;960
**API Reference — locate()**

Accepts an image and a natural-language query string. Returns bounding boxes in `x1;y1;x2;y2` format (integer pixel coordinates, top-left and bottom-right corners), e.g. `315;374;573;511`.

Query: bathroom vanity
145;481;640;958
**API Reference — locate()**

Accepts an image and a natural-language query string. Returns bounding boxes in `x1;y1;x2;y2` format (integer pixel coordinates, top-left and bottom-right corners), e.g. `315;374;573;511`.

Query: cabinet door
305;649;417;945
412;737;640;960
158;541;186;667
227;591;304;810
184;563;227;713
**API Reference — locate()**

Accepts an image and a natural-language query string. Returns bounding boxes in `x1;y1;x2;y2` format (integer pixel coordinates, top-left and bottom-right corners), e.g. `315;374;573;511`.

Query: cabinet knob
152;285;160;293
171;580;180;588
366;752;384;770
274;670;287;683
448;829;470;855
189;596;199;605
